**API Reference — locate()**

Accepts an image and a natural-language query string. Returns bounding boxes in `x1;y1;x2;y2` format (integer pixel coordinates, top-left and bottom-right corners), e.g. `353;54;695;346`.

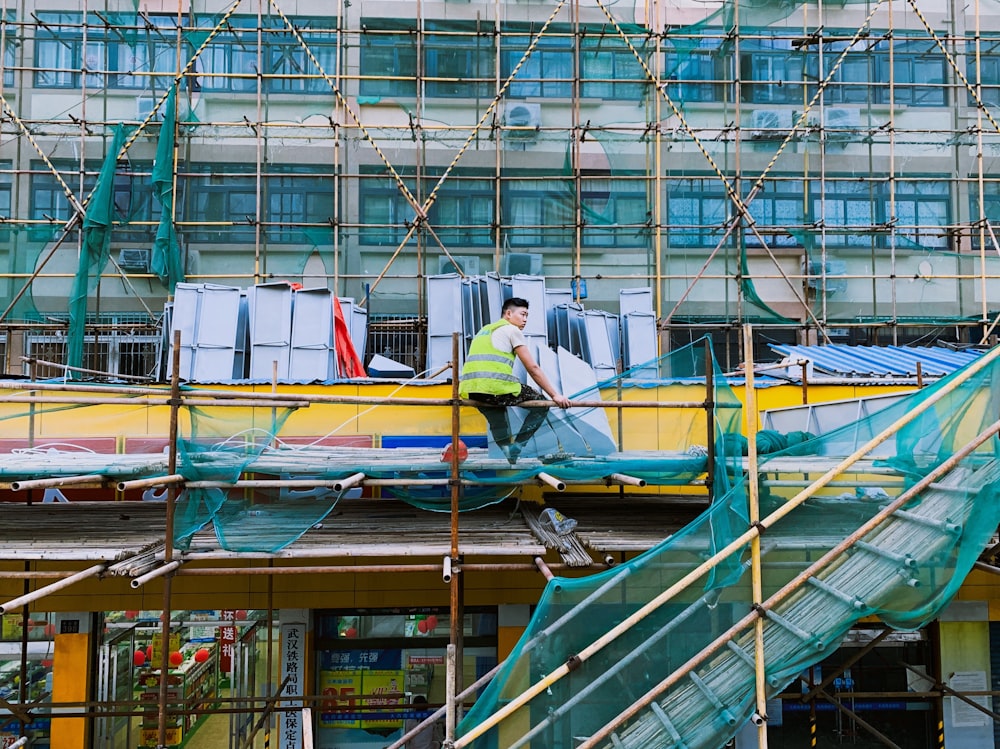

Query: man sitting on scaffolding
459;297;571;463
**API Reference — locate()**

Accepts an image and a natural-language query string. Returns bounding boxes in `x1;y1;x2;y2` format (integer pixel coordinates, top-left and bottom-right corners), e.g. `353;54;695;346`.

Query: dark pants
468;385;549;447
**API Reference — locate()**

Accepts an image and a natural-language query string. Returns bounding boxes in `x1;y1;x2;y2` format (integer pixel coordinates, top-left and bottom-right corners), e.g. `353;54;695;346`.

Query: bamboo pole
0;380;719;411
455;342;1000;748
10;474;108;491
176;562;603;576
157;330;182;748
536;472;566;491
606;473;646;487
574;413;1000;749
448;332;463;736
117;474;186;492
333;472;366;492
131;561;183;589
743;324;769;746
0;564;106;614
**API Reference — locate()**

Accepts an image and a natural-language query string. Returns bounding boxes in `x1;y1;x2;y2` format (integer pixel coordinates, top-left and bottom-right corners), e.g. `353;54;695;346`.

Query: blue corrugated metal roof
767;344;984;378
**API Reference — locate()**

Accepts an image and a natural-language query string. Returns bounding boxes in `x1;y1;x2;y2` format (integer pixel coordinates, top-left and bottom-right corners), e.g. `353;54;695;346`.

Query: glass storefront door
314;608;497;749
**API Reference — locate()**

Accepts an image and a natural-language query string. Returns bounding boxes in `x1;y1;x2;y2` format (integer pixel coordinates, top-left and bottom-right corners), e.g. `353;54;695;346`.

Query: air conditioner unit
438;255;482;276
750;108;794;139
825;107;862;131
804;259;848;294
504;102;541;139
118;248;151;272
135;97;158;121
502;252;543;277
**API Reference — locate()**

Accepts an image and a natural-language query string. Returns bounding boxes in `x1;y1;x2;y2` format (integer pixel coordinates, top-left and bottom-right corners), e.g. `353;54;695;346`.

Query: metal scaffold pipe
455;341;1000;748
0;564;106;614
131;561;183;589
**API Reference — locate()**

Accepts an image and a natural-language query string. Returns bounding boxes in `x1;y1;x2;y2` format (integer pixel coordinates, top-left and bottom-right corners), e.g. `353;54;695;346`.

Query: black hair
502;297;529;313
413;694;428;704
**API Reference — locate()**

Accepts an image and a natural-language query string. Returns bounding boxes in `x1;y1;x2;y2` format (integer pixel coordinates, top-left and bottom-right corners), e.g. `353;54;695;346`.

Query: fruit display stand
136;644;218;748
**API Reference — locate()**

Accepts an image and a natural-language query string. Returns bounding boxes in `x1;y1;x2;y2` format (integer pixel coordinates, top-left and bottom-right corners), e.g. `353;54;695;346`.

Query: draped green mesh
164;337;742;552
456;347;1000;749
4;0;1000;336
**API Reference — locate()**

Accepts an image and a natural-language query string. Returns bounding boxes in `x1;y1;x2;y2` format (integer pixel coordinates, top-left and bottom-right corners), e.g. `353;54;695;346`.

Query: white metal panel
619;287;653;315
583;310;617;380
337;298;368;364
168;284;200;380
483;273;504;325
290;287;334;382
427;274;465;378
508;275;547;339
545;287;572;343
192;284;244;382
248;283;293;380
622;311;658;379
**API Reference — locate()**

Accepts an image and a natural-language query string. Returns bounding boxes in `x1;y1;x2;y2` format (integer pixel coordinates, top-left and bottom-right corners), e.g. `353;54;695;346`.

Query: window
359;19;493;100
502;176;574;248
664;34;731;103
667;177;731;248
30;161;94;223
265;170;337;243
0;161;11;241
740;36;806;105
200;17;258;93
580;30;650;101
358;19;417;98
742;32;947;107
968;179;1000;247
817;177;950;248
966;38;1000;108
197;15;338;94
743;179;806;247
425;21;494;99
34;13;336;94
502;25;574;99
358;169;420;246
580;174;650;248
2;13;15;87
359;169;494;248
29;159;159;241
180;164;335;244
34;12;180;91
183;167;257;244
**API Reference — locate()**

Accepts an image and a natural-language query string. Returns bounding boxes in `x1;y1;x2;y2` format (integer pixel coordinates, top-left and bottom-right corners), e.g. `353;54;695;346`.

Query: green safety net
163;337;743;552
4;0;1000;333
456;346;1000;749
67;124;132;372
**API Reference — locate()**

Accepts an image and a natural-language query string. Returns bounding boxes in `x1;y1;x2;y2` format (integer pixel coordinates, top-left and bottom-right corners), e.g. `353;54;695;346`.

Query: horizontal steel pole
11;474;107;491
0;563;105;614
117;473;186;492
131;560;182;588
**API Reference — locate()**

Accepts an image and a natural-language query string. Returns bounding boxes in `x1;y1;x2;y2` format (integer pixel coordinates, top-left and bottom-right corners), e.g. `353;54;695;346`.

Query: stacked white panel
248;283;293;381
290;287;335;382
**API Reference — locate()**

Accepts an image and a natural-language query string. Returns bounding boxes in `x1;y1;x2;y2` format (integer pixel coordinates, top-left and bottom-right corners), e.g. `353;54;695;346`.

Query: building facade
1;0;1000;376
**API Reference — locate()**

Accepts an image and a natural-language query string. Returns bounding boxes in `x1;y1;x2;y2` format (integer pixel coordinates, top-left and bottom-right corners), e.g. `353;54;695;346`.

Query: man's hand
551;393;571;409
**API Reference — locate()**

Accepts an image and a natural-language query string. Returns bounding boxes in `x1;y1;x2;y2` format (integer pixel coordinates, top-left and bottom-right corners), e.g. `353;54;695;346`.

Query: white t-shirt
490;322;527;356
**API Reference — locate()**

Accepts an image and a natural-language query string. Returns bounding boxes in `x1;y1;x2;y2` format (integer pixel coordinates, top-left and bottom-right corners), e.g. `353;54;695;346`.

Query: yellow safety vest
459;320;521;397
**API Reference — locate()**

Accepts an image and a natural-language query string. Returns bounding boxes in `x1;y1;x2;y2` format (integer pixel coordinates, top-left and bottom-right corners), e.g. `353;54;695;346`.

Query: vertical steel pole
704;341;715;499
158;329;182;748
743;324;769;747
448;332;462;740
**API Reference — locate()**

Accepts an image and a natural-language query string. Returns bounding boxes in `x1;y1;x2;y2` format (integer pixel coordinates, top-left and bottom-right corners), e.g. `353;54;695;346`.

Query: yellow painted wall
50;632;89;749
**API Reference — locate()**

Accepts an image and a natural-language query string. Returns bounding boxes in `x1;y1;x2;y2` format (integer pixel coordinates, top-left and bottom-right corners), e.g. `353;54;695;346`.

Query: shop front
314;608;498;749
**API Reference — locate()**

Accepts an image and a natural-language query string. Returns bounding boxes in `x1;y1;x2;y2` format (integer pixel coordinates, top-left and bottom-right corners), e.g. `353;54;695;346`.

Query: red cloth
333;296;366;378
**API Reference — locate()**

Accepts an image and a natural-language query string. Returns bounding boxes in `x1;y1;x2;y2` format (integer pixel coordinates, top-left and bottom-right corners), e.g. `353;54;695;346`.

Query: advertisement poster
319;649;403;729
361;670;405;729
